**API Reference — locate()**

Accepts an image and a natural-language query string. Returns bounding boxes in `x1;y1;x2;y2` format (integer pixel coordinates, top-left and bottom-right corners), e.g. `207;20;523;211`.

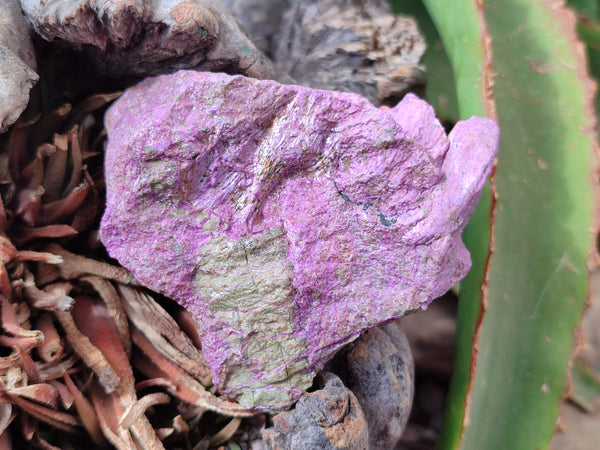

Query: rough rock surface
262;372;369;450
222;0;425;106
273;0;426;105
0;0;38;133
19;0;288;81
344;323;414;449
100;70;499;411
221;0;288;57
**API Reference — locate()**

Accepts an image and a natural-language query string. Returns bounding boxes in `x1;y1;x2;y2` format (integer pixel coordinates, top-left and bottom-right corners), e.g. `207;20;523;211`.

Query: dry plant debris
0;96;254;449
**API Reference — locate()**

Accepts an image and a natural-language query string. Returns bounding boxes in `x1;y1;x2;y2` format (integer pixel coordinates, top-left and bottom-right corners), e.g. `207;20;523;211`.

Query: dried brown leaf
14;186;43;226
131;328;253;417
0;402;14;436
13;250;64;264
35;313;64;363
170;303;204;351
35;355;78;381
40;180;89;225
6;383;59;409
64;128;84;195
135;378;177;393
64;92;122;132
118;285;210;384
0;420;11;449
120;392;170;429
13;224;78;246
15;346;41;384
92;382;166;450
154;427;174;441
41;133;69;203
63;373;104;446
23;274;74;311
89;385;138;450
71;295;134;395
53;304;121;393
0;351;20;371
31;433;62;450
172;414;189;434
69;184;101;232
7;394;79;432
0;293;26;335
43;244;138;285
11;301;30;327
47;380;73;410
28;104;72;153
81;276;131;357
19;411;36;441
0;294;43;350
7;117;37;184
205;417;242;448
20;145;48;188
0;334;42;351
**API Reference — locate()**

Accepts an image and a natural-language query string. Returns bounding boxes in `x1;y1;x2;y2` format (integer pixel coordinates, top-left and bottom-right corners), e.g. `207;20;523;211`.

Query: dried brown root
40;244;138;286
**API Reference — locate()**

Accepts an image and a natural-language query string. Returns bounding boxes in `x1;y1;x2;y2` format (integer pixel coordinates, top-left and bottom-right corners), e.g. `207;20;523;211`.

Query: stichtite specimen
100;70;499;412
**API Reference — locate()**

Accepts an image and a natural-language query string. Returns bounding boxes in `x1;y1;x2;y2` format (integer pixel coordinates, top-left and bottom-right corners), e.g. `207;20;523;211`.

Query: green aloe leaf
567;0;599;19
573;11;600;127
413;0;598;448
570;359;600;412
388;1;459;123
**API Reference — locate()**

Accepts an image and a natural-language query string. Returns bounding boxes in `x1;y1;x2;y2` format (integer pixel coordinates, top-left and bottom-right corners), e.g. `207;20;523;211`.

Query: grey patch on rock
263;372;369;450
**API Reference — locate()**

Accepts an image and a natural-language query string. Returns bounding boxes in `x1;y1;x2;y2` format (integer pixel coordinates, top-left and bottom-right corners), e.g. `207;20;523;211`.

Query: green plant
390;0;598;448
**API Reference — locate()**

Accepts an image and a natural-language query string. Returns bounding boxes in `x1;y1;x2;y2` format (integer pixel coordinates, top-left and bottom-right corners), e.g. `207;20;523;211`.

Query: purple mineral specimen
100;70;498;411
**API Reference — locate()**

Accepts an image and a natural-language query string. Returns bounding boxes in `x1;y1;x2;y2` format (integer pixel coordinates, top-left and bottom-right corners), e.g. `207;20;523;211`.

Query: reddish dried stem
43;244;138;285
80;276;131;357
35;313;63;363
63;373;104;446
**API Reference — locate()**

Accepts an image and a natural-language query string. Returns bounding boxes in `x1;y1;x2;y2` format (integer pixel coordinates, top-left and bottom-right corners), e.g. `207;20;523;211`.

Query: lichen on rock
100;70;499;412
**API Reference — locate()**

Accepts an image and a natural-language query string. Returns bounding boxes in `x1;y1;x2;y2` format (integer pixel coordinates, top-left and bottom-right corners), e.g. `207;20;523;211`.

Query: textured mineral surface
0;0;38;133
100;70;499;411
263;372;370;450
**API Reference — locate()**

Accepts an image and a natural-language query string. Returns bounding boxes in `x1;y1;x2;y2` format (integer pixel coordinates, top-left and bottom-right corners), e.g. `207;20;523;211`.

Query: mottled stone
345;323;414;449
0;0;38;133
100;70;498;411
262;372;369;450
273;0;426;105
